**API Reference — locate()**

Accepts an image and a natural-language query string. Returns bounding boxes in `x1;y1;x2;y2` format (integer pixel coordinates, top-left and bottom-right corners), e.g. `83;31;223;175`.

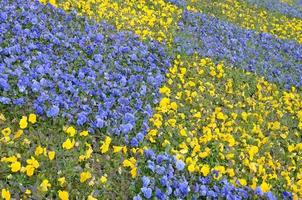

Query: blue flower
120;123;133;134
130;137;138;147
155;188;165;200
175;159;185;171
124;113;136;125
95;118;105;128
265;192;277;200
142;176;151;187
141;187;152;199
77;112;88;126
133;195;142;200
0;0;171;146
0;96;11;104
46;105;59;117
160;175;168;187
0;78;10;91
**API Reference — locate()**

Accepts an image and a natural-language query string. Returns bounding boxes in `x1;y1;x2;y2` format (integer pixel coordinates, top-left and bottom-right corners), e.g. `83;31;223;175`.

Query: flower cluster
133;149;275;199
245;0;302;18
0;108;145;199
174;10;302;90
146;55;302;198
1;0;302;199
181;0;302;43
0;0;171;144
40;0;182;44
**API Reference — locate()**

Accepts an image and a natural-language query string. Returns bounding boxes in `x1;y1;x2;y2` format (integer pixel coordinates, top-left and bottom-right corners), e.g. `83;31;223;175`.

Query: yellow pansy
10;161;21;172
62;138;75;150
35;145;45;156
100;136;111;154
58;190;69;200
1;127;11;137
80;171;92;183
87;195;97;200
39;179;51;192
13;129;23;140
100;174;107;184
1;189;10;200
260;181;271;192
58;177;66;187
28;113;37;124
65;126;76;137
113;146;123;153
19;116;28;129
48;151;56;160
80;130;89;137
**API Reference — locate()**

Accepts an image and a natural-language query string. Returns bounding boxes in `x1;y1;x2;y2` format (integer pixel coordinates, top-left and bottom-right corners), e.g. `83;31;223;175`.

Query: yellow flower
39;179;51;192
170;102;178;110
100;174;107;184
193;112;201;118
100;136;111;154
113;146;123;153
1;127;11;137
238;178;247;186
35;145;45;156
0;113;6;121
48;151;56;160
80;171;92;183
80;130;89;137
188;164;196;173
288;145;295;152
19;116;28;129
1;189;10;200
248;146;259;160
123;160;134;168
62;138;75;150
87;195;97;200
130;167;137;178
10;161;21;172
28;113;37;124
26;156;40;168
13;129;23;140
1;156;17;163
179;129;187;137
65;126;76;137
159;86;171;96
58;190;69;200
260;181;271;192
200;164;210;176
269;121;281;130
25;165;35;176
58;177;66;187
226;168;235;177
25;189;31;195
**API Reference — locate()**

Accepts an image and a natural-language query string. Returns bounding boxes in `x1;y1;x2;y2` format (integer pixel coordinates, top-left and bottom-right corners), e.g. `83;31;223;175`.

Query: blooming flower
19;116;28;129
58;190;69;200
58;177;66;187
80;171;92;183
100;136;112;154
62;138;75;150
28;113;37;124
10;161;21;172
39;179;51;192
1;189;10;200
48;151;56;160
1;127;11;137
100;174;107;184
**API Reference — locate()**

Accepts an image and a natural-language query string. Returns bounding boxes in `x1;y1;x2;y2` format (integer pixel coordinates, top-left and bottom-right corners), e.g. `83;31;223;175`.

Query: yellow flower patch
40;0;182;44
187;0;302;43
147;54;302;197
